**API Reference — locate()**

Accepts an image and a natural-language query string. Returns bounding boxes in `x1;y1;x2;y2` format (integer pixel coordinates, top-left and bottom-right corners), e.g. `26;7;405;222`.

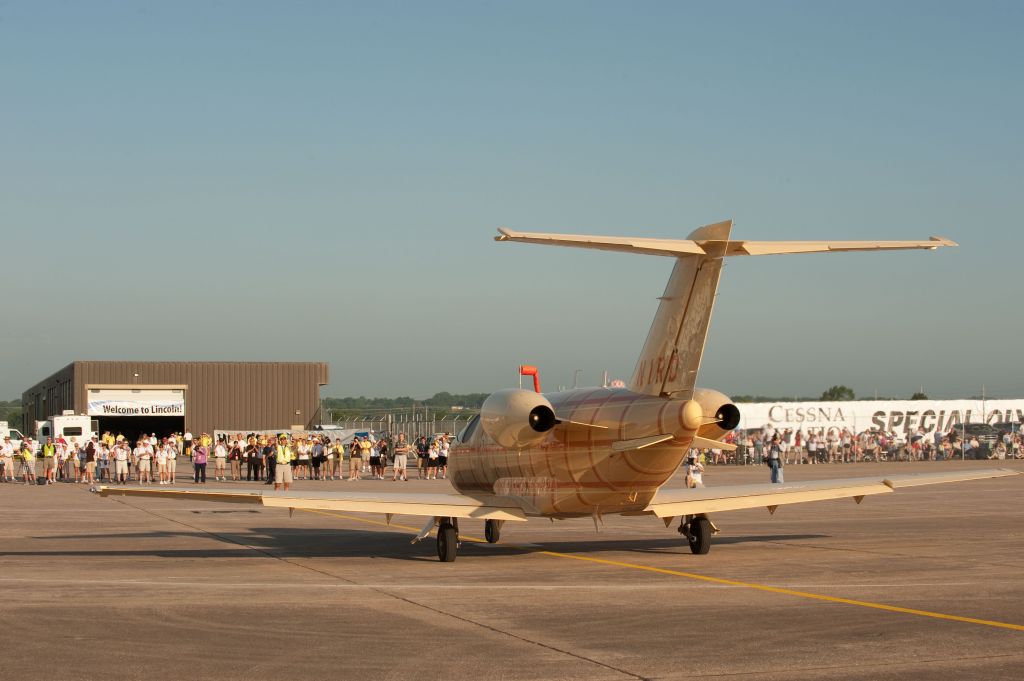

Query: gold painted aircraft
99;220;1018;561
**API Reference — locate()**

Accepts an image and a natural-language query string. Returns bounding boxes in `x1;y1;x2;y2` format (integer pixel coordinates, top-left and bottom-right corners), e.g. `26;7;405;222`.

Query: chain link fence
328;411;476;441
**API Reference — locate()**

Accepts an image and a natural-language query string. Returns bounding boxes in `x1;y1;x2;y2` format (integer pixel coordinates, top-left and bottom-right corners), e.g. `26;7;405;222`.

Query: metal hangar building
22;361;329;440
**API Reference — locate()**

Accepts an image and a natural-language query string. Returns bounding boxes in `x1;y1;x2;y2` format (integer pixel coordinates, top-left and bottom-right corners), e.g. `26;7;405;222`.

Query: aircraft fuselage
450;387;706;517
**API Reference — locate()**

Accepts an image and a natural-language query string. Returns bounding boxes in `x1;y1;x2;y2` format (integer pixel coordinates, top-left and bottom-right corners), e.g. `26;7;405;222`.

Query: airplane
99;220;1019;561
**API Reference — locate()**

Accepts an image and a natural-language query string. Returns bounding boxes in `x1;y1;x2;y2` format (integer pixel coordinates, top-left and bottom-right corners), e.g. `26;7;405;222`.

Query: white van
35;413;99;446
1;420;30;451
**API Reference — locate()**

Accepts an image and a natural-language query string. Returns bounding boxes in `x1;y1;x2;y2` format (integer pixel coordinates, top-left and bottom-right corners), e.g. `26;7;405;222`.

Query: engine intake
480;389;558;449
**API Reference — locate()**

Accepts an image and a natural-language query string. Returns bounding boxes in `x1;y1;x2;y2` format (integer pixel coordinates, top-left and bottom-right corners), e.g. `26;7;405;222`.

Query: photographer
683;452;704;489
767;435;783;483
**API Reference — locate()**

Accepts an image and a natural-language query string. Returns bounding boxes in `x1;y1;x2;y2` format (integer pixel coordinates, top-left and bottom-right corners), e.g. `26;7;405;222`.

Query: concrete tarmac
1;460;1022;680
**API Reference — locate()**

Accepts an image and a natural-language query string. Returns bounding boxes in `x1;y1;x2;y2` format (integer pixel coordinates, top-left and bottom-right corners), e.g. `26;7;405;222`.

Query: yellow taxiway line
297;509;1024;633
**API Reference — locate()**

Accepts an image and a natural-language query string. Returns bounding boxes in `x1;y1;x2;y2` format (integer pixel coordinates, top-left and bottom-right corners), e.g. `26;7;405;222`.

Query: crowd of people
703;425;1024;466
3;422;1020;487
0;429;457;486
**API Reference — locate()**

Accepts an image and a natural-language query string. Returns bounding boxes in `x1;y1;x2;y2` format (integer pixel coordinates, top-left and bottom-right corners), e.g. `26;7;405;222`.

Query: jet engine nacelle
690;388;741;440
480;389;558;450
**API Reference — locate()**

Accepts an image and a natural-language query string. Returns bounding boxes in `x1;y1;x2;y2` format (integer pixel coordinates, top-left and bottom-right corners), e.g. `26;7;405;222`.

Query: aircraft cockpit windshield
457;414;480;444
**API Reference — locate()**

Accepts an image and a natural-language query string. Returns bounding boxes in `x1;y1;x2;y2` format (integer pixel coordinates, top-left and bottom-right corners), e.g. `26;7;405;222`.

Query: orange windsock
519;365;541;393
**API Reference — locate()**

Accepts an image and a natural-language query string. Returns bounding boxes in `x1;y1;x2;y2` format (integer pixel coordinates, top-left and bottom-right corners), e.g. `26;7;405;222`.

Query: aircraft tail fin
495;222;956;397
628;220;731;396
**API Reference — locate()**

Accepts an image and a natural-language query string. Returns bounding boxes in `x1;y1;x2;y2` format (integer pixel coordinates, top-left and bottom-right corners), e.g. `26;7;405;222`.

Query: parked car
991;421;1021;434
954;422;997;459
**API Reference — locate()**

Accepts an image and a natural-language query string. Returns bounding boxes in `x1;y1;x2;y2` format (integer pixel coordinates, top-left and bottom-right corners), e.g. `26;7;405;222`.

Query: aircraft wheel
484;519;501;544
688;516;711;555
437;521;458;562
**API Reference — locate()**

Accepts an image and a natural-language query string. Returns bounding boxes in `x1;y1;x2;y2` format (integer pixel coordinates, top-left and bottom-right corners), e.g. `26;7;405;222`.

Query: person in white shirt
2;436;16;482
114;443;130;484
166;441;178;484
54;439;67;482
213;439;228;481
95;442;110;482
183;431;193;459
155;443;169;484
296;439;310;480
391;433;410;482
438;437;450;480
66;437;80;482
426;440;439;480
684;453;705;488
133;440;152;484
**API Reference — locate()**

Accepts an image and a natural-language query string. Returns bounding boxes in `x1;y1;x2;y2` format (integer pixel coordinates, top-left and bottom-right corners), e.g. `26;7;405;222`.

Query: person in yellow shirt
273;435;294;491
359;436;372;466
330;440;345;480
41;438;58;484
21;442;36;484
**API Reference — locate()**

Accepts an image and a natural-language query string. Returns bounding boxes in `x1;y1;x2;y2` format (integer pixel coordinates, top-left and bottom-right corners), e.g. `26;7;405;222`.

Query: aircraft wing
645;468;1019;518
97;486;528;521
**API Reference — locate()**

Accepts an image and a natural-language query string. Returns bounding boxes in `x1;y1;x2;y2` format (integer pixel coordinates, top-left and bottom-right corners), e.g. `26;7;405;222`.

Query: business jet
100;220;1018;561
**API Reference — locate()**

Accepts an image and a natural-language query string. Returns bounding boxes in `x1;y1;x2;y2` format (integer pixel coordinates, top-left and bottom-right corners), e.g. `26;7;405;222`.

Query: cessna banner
100;221;1018;561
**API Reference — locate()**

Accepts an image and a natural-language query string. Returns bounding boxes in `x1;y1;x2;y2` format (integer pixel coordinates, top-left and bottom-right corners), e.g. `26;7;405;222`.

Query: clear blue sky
2;1;1021;400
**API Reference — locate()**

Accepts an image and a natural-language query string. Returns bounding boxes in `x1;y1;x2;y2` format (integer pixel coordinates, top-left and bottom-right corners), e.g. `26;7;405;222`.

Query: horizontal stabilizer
496;222;957;398
496;228;957;259
719;236;957;256
495;228;706;257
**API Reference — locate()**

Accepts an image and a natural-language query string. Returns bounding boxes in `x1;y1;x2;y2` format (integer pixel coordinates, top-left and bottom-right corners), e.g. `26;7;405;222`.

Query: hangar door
87;388;185;441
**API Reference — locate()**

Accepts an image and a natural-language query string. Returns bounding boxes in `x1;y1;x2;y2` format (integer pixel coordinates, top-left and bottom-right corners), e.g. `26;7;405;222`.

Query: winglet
929;236;958;248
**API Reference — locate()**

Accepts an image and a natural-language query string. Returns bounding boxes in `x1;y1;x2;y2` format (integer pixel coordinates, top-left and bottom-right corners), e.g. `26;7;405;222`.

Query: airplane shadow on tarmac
10;528;830;562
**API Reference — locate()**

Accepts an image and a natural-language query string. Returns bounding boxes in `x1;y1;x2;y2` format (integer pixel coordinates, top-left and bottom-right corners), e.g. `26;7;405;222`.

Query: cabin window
62;427;84;437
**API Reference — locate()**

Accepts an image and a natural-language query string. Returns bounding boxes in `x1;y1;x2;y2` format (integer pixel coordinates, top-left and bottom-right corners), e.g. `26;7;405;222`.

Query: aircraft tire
688;517;711;555
437;521;458;562
484;519;501;544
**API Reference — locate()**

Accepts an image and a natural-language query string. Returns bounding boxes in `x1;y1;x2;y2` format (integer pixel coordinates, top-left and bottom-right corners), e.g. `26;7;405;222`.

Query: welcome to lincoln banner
736;399;1024;436
86;389;185;417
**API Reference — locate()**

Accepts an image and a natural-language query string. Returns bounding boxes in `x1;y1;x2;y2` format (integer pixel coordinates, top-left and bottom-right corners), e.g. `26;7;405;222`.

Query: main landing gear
436;518;460;562
484;519;503;544
678;515;714;554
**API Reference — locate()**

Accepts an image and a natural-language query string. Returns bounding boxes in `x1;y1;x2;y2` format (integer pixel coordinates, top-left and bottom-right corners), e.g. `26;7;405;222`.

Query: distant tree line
323;392;489;419
0;400;23;430
734;385;931;402
325;386;939;419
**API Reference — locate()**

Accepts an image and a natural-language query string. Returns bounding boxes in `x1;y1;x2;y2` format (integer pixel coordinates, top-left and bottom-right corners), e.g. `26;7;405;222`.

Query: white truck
1;420;29;451
34;412;99;447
